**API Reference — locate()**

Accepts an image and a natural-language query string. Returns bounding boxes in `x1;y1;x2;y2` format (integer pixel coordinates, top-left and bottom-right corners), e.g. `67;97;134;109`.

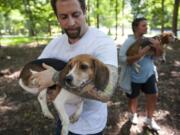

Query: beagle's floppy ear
59;63;70;87
93;59;109;90
161;32;173;44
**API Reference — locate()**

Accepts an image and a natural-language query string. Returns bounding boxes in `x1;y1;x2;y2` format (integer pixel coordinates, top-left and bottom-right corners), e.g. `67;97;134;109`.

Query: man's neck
68;38;80;44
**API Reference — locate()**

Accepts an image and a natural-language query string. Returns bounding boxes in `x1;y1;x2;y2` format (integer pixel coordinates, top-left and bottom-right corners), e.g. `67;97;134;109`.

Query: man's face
56;0;87;40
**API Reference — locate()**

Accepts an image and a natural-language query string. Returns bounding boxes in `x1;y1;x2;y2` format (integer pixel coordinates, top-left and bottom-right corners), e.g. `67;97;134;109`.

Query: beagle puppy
126;32;176;72
19;54;109;135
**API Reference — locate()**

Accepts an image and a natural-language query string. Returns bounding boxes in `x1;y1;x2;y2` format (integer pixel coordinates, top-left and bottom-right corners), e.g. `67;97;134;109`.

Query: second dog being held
19;54;110;135
126;32;176;73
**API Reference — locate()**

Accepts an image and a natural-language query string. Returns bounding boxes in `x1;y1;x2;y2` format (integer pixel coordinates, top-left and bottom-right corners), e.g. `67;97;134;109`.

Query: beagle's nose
65;75;73;84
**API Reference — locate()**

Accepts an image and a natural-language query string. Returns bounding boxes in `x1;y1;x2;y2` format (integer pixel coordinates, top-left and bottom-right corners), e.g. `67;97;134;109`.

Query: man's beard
64;27;81;39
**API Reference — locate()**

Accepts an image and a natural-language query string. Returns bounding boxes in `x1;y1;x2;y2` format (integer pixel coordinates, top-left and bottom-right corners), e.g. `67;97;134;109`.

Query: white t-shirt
39;27;118;134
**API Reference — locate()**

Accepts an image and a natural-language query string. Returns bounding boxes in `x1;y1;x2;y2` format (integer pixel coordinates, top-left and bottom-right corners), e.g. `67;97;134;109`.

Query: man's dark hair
132;17;147;33
51;0;86;16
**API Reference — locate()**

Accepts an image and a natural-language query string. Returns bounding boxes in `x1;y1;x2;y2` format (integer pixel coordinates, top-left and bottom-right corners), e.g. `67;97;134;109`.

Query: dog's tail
19;79;39;94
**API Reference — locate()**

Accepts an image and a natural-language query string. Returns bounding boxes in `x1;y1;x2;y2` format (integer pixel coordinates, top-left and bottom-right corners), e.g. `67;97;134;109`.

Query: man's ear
93;59;109;90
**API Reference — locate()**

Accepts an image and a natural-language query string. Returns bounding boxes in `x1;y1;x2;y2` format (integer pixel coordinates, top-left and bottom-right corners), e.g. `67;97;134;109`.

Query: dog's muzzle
64;75;74;88
64;75;92;90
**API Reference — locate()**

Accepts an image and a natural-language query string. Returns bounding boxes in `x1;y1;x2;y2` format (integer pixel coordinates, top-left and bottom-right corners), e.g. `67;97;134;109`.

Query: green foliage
0;0;179;40
144;0;174;29
0;0;58;36
127;0;178;30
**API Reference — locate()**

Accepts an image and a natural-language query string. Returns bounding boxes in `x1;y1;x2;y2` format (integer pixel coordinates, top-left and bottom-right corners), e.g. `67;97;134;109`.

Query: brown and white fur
126;32;176;72
19;54;109;135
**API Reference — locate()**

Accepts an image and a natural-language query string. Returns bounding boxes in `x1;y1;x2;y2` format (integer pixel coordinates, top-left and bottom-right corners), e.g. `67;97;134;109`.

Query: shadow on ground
0;41;180;135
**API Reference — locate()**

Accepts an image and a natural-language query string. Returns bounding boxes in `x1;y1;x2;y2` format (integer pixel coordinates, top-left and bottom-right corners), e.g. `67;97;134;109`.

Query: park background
0;0;180;135
0;0;179;45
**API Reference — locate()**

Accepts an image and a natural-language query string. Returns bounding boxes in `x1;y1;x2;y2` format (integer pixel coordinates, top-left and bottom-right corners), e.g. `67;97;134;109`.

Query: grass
0;36;52;46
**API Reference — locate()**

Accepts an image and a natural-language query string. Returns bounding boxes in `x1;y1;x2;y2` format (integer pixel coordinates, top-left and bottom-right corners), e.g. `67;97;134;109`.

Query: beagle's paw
42;109;54;119
69;113;80;123
81;83;95;94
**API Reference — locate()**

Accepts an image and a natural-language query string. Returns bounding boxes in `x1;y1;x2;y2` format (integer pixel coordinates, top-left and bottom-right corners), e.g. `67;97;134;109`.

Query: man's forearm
79;64;118;102
52;64;118;102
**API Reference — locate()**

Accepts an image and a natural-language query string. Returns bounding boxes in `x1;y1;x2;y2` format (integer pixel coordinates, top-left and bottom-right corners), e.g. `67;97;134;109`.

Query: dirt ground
0;40;180;135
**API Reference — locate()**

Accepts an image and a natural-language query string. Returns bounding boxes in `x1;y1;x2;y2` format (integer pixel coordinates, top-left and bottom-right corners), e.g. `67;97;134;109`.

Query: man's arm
79;64;118;102
30;63;58;90
31;63;118;102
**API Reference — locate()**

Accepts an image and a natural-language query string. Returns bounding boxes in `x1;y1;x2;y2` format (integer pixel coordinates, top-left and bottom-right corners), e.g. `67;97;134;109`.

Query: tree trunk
114;0;118;40
96;0;100;28
87;0;91;26
48;21;52;36
121;0;125;36
23;0;36;36
161;0;165;33
172;0;179;36
0;30;1;47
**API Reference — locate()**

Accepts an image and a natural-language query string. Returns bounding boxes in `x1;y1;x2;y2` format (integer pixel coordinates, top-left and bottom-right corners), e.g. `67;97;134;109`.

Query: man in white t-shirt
32;0;118;134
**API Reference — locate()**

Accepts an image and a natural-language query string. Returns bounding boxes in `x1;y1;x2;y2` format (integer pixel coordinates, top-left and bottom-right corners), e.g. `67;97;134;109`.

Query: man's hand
80;83;96;94
79;83;109;102
30;63;57;90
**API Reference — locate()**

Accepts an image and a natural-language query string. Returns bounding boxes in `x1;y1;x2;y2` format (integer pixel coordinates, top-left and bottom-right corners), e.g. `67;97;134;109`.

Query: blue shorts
126;74;158;99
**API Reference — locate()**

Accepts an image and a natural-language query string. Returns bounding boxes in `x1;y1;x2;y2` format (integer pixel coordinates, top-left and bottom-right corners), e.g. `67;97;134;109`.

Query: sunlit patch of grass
0;36;52;46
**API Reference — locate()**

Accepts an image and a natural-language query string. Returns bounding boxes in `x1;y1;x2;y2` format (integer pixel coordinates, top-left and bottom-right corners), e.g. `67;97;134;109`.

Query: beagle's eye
80;64;88;70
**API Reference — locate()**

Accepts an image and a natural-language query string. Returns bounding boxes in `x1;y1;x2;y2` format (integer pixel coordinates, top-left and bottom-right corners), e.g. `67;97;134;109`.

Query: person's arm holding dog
127;46;150;64
149;38;163;57
70;64;118;102
31;61;118;102
119;37;151;65
126;38;162;65
30;63;58;90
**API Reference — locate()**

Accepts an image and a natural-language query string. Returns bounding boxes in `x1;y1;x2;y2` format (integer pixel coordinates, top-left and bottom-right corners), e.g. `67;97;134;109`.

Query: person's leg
144;94;160;130
145;93;158;118
143;74;158;118
143;74;160;130
128;97;139;125
126;82;141;124
127;82;141;113
128;97;138;114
